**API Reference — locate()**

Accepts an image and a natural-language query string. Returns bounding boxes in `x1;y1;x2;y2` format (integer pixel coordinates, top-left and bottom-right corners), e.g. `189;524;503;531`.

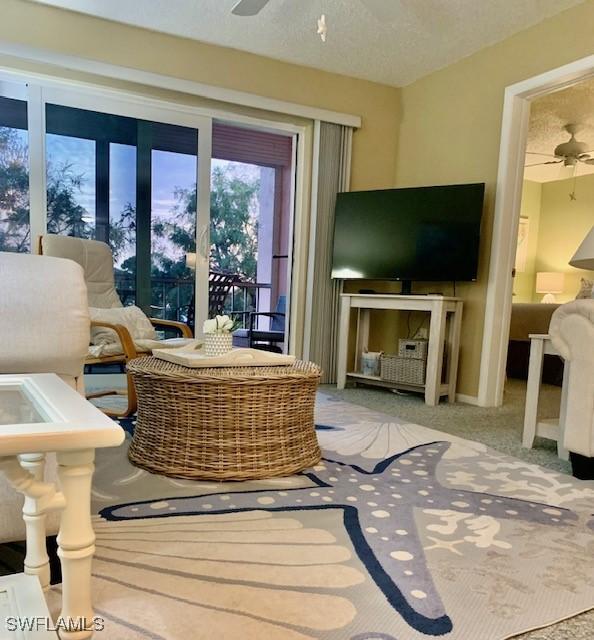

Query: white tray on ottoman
151;344;295;368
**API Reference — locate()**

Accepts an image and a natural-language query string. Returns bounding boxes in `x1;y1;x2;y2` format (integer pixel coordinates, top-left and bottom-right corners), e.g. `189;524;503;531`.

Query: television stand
395;281;434;296
400;280;413;295
336;293;463;405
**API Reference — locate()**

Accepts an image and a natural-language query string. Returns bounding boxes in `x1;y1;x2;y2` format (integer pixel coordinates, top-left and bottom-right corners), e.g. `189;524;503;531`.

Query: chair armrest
91;320;138;359
249;312;286;318
249;312;286;329
149;318;193;339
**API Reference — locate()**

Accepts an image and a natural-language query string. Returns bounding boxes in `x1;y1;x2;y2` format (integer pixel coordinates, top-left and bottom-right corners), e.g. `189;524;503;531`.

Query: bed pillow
89;305;157;347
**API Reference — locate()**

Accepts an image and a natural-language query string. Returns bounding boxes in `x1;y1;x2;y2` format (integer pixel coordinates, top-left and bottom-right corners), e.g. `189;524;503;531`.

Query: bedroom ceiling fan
525;124;594;169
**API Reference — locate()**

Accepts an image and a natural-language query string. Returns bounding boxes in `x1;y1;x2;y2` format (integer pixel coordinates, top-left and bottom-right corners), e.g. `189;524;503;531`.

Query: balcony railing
114;274;271;327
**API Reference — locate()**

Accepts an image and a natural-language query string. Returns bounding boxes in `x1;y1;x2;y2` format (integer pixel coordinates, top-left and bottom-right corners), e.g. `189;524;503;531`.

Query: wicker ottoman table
127;356;322;480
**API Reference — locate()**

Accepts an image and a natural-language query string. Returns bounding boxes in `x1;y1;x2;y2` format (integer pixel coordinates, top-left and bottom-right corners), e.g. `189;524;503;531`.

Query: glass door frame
0;67;307;353
210;119;298;353
31;84;213;334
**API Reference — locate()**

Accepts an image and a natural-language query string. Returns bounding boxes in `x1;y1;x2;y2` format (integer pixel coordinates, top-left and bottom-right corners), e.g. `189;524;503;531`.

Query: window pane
43;104;199;324
110;142;137;306
46;133;96;238
210;159;261;319
0;96;30;252
151;149;196;321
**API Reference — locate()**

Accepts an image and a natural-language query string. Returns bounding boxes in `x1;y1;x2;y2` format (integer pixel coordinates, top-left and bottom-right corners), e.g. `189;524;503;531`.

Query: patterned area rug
63;394;594;639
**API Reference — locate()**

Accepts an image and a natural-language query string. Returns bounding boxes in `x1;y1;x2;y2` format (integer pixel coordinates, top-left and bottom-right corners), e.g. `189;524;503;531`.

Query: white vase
204;333;233;357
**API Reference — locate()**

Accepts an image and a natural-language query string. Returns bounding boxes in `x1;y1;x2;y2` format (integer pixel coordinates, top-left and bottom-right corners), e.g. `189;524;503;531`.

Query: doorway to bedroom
504;76;594;447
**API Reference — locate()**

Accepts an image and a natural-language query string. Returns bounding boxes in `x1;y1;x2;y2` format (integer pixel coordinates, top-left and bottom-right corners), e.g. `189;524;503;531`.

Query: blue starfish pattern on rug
101;438;580;637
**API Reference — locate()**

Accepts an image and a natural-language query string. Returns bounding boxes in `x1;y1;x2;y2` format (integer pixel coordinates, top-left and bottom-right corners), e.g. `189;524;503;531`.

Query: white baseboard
455;393;480;406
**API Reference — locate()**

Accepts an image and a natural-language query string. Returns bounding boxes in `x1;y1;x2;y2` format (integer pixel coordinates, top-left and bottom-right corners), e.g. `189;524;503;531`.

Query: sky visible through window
45;135;262;271
46;135;200;267
0;127;30;252
46;136;198;224
46;134;96;227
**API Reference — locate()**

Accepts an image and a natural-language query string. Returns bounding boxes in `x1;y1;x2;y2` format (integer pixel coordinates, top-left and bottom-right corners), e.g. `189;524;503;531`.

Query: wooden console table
337;294;463;406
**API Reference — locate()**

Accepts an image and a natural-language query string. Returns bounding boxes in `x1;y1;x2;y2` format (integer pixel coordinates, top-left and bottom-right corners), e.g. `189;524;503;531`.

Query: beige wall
536;175;594;301
394;0;594;397
0;0;400;192
513;181;542;302
513;176;594;304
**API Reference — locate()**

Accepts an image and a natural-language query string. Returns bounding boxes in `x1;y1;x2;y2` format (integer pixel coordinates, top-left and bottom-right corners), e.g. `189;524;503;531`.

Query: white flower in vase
203;315;236;334
203;314;238;356
203;318;218;334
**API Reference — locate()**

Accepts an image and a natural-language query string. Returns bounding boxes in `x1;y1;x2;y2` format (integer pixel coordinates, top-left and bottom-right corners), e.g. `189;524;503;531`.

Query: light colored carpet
72;384;594;640
321;380;594;639
321;379;568;474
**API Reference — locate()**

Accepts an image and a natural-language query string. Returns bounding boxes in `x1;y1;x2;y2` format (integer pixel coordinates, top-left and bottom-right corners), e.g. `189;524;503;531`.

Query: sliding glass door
0;76;299;344
40;90;211;328
210;122;294;351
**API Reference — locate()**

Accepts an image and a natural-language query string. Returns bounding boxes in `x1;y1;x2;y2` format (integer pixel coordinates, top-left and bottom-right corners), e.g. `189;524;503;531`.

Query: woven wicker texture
380;354;427;385
127;357;322;480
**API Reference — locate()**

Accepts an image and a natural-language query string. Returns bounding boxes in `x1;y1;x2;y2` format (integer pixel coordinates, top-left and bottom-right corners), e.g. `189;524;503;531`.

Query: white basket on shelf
398;339;428;359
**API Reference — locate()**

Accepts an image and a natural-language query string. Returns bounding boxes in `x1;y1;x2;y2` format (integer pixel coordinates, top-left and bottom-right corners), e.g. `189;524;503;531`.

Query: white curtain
304;122;353;382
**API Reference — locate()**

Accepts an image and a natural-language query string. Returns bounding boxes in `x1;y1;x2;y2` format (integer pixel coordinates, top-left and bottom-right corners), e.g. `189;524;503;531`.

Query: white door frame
478;54;594;407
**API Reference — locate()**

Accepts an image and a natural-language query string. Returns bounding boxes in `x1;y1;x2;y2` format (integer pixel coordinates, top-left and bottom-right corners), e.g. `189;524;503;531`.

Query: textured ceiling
524;77;594;183
30;0;585;87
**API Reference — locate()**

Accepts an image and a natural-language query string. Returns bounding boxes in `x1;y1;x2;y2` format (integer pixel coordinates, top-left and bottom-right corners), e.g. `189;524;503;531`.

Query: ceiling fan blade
582;158;594;165
231;0;270;16
525;151;558;158
525;161;562;167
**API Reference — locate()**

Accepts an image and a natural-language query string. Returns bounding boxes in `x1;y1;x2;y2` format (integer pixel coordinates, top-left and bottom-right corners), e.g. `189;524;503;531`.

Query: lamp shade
535;271;564;294
569;225;594;270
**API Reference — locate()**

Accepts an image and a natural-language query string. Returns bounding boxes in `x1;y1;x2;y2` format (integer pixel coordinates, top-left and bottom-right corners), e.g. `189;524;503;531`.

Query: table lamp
536;272;564;303
569;226;594;271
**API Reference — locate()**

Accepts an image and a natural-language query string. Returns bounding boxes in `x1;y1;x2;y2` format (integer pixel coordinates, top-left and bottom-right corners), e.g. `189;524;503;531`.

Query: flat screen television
331;183;485;292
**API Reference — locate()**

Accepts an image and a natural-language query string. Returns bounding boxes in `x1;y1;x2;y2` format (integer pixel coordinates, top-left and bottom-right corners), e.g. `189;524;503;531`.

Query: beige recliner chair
39;234;193;416
549;299;594;480
0;251;89;541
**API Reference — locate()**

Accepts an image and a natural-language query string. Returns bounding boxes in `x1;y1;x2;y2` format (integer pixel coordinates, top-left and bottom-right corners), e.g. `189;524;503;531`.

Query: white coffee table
0;373;125;639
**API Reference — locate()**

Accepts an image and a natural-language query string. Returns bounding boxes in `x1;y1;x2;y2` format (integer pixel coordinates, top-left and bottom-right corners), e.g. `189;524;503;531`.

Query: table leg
18;453;51;591
557;361;570;461
355;309;371;373
523;339;544;449
425;301;446;406
56;449;96;640
446;302;463;403
337;297;351;389
0;455;65;593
